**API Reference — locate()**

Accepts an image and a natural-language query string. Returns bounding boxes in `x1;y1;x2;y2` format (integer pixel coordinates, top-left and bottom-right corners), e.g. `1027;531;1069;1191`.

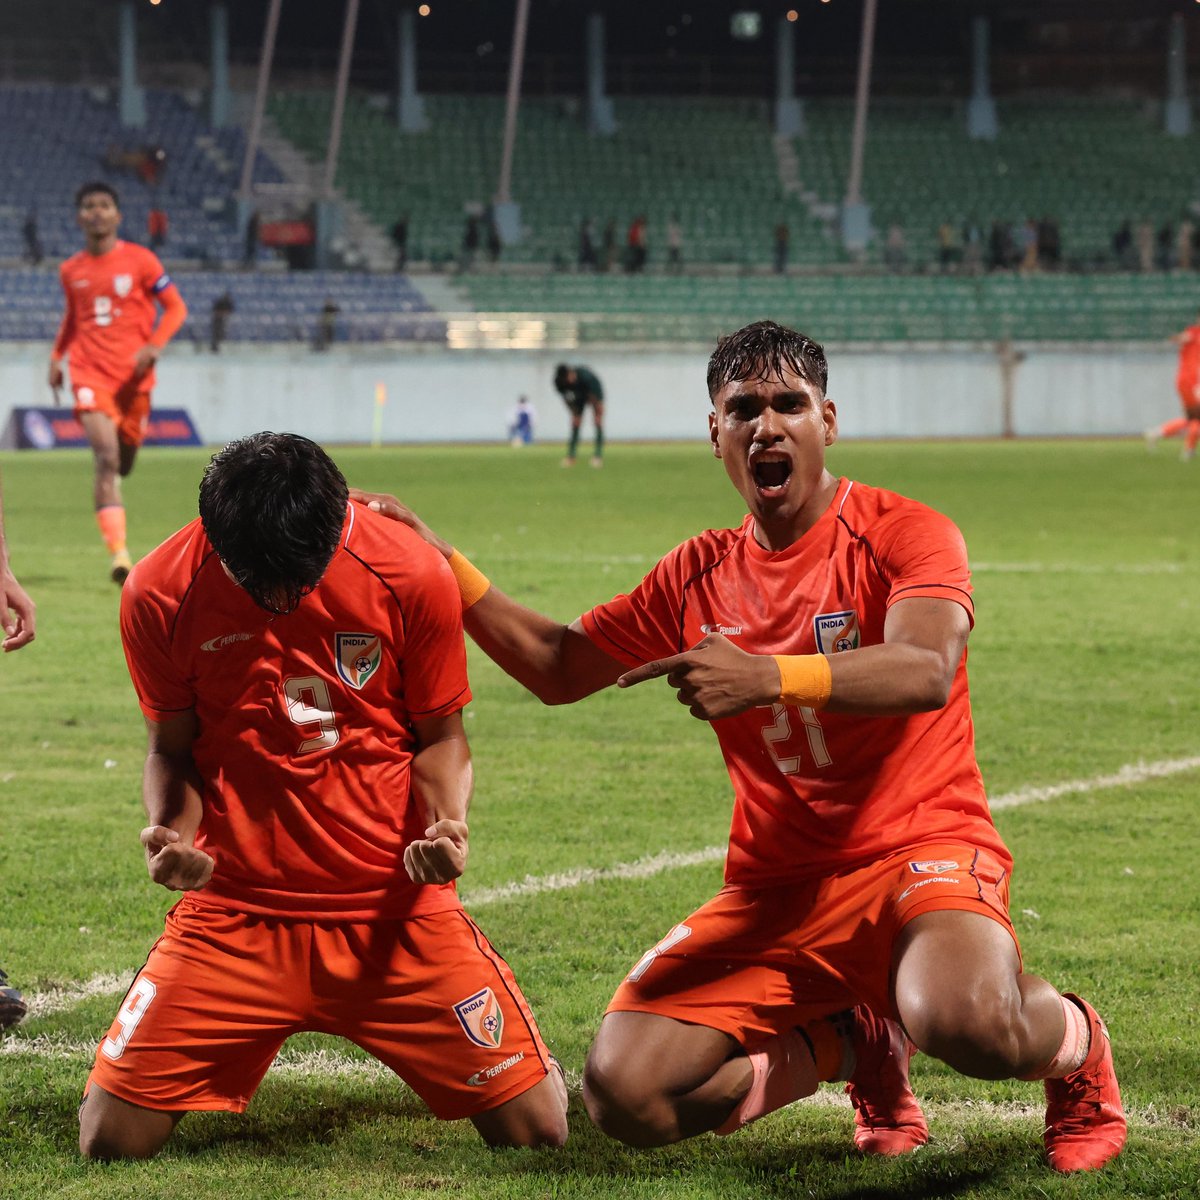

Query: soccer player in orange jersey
48;181;188;585
78;433;567;1161
358;321;1126;1175
1145;314;1200;461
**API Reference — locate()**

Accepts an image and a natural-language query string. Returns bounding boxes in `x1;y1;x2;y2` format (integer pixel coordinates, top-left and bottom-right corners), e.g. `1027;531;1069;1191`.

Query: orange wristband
447;549;491;610
774;654;833;710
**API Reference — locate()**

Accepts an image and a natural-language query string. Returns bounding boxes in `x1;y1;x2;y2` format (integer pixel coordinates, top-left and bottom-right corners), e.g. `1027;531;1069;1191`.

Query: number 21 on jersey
761;702;832;773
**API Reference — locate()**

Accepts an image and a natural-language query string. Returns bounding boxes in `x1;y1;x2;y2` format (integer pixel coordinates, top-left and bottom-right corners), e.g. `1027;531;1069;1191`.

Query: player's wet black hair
554;363;572;391
706;320;828;400
74;181;119;209
199;432;348;615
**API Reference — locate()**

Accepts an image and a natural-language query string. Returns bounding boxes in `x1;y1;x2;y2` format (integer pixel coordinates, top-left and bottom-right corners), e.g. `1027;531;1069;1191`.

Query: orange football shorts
85;898;555;1119
73;382;151;447
606;841;1016;1045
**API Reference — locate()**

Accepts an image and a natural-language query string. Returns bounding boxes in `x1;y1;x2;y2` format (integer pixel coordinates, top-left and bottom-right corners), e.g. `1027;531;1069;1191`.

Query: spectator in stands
1135;220;1154;272
315;298;340;352
1176;216;1194;272
391;213;409;271
578;218;598;271
962;218;984;274
1110;220;1132;270
625;215;648;273
1156;221;1175;271
210;291;235;354
1037;217;1061;271
242;209;260;269
666;213;684;273
22;209;43;266
460;214;481;272
601;218;617;272
485;208;502;264
553;363;605;468
988;221;1013;272
773;222;790;275
148;207;168;252
137;145;167;188
1018;218;1039;274
937;222;962;270
883;224;907;271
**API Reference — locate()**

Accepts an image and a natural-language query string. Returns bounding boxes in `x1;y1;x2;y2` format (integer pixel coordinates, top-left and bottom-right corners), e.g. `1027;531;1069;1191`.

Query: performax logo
200;632;253;652
700;623;744;636
465;1051;526;1087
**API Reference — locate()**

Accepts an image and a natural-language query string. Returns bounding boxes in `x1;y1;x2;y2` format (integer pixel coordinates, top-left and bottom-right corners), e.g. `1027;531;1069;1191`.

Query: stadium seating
0;84;284;266
456;271;1200;344
270;91;1200;273
270;93;834;268
0;269;442;345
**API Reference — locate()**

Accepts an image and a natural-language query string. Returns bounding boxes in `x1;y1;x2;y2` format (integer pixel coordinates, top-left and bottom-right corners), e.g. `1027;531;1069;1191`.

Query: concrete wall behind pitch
0;343;1173;445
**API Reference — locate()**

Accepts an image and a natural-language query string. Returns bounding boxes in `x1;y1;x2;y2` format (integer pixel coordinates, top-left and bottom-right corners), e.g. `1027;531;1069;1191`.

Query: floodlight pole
322;0;361;199
844;0;877;208
238;0;282;201
839;0;877;253
495;0;531;208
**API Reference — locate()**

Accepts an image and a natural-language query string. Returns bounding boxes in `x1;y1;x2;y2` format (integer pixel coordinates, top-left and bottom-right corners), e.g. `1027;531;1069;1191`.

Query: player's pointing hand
617;632;782;721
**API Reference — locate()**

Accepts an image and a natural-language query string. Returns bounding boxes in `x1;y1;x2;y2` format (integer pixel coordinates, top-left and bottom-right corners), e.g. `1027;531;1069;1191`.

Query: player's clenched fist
140;825;215;891
617;632;780;721
404;819;469;884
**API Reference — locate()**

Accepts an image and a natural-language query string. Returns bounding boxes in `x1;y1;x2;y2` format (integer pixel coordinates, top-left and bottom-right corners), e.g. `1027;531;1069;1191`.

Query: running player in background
1145;313;1200;461
358;320;1126;1174
78;433;566;1161
48;182;188;584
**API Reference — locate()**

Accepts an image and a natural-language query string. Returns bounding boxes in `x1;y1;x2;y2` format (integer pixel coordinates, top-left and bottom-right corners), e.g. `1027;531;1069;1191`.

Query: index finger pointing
617;655;685;689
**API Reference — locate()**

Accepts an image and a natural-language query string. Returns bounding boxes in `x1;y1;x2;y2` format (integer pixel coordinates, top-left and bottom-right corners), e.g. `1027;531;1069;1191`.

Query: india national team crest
113;274;133;298
334;632;382;689
453;987;505;1048
813;610;860;654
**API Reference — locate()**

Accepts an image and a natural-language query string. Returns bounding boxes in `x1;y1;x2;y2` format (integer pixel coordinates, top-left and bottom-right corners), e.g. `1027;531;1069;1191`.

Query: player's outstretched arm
350;489;625;704
140;711;214;891
619;597;968;721
405;711;472;885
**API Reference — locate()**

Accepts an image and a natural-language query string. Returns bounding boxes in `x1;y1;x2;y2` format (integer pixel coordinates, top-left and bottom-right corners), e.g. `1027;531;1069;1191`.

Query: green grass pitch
1;437;1197;1199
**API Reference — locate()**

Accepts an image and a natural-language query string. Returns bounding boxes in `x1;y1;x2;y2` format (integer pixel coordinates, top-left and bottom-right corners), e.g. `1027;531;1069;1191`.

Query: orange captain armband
774;654;833;710
447;550;492;610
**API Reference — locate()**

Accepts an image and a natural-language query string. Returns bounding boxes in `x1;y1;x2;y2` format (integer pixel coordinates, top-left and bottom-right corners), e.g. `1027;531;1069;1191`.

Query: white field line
11;755;1200;1023
0;1035;1183;1130
462;754;1200;906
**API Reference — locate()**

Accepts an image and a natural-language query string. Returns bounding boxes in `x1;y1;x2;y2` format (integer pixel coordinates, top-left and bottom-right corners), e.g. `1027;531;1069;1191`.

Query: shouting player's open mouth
751;452;792;499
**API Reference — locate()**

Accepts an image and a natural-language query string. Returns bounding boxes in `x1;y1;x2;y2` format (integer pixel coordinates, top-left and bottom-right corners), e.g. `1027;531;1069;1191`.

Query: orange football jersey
119;501;473;920
55;241;174;392
580;477;1011;886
